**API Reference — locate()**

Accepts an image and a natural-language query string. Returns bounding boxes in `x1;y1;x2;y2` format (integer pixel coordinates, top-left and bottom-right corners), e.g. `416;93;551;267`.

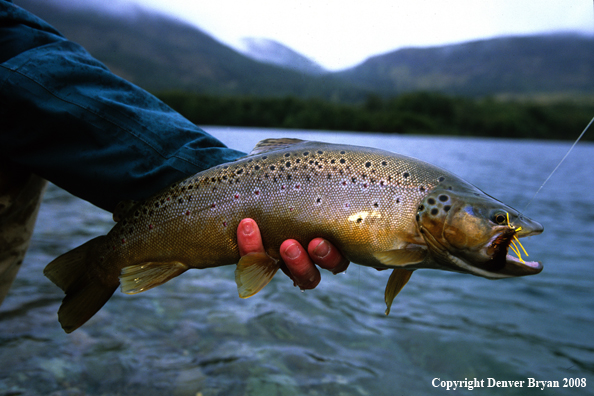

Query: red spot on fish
167;197;170;201
223;221;227;227
121;238;126;244
234;194;240;199
363;183;368;188
281;185;286;190
254;190;260;195
186;211;190;216
342;181;347;186
148;224;154;230
211;203;216;208
345;203;350;208
295;184;300;189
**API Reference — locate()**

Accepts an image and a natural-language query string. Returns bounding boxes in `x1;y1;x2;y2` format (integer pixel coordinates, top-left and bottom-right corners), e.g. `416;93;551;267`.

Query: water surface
1;128;593;395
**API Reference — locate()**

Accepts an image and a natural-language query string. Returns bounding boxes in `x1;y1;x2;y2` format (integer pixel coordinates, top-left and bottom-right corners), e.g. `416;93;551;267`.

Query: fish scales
100;141;451;275
44;138;544;333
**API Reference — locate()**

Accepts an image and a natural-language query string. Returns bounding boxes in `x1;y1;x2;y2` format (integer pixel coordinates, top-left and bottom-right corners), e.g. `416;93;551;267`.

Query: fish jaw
481;224;543;278
416;183;544;279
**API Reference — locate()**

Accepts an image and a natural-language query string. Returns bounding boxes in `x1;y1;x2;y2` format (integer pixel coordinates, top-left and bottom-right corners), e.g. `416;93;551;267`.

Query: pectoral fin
235;252;279;298
373;248;427;268
384;269;413;315
120;261;189;294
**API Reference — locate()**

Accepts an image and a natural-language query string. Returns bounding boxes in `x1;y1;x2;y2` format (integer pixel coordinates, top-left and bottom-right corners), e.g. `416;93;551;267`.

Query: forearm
0;1;244;211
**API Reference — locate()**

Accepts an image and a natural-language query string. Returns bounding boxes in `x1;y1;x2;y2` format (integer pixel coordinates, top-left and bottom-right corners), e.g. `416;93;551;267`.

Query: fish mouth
485;229;542;277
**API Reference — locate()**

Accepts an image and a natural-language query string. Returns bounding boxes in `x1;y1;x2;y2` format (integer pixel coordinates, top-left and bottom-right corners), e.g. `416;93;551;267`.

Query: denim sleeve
0;0;245;212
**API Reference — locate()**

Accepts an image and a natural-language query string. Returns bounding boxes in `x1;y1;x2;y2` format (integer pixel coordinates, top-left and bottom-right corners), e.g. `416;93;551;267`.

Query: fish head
416;181;543;279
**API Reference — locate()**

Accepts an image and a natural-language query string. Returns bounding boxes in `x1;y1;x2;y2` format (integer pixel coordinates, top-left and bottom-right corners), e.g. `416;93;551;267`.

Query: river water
1;127;593;395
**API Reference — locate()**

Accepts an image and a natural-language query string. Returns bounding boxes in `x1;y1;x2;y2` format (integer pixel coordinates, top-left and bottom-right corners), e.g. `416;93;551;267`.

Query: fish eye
492;212;507;225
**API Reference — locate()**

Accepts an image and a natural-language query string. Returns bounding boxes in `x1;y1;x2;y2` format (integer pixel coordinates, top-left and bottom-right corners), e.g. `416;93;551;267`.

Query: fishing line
523;115;594;211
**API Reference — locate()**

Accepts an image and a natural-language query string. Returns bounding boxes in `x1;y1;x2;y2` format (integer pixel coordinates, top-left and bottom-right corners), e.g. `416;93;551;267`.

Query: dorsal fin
113;200;138;222
249;138;306;155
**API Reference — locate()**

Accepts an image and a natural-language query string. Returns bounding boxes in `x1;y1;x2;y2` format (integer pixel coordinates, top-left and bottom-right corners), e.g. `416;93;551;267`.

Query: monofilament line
523;115;594;211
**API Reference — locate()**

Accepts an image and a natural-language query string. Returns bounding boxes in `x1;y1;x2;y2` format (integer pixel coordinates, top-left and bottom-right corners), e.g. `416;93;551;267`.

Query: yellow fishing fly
506;212;529;263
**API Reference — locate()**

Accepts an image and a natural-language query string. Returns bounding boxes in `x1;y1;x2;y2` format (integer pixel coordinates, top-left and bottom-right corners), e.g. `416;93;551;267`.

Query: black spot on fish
254;165;260;171
303;151;309;156
340;150;346;154
236;169;243;175
178;198;183;204
331;159;336;164
270;165;276;171
286;162;291;168
374;202;379;208
287;174;292;180
431;208;439;216
416;214;420;222
352;177;357;183
356;218;363;224
262;156;267;160
444;205;451;212
419;204;425;211
296;158;301;164
365;161;371;168
419;186;425;192
439;195;448;202
223;165;228;169
340;158;346;164
396;198;400;204
285;153;290;157
381;161;387;166
438;176;446;182
428;198;436;205
403;172;410;178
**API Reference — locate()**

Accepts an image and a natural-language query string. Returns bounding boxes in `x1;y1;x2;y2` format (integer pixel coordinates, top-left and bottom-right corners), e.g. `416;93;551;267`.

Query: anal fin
235;252;279;298
384;268;413;315
120;261;188;294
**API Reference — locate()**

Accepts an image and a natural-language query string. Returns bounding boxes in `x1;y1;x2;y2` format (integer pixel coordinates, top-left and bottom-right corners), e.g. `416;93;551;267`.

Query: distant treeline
157;91;594;141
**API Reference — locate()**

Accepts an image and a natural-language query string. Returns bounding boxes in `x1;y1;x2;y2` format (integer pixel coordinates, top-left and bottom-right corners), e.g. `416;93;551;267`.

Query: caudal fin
44;236;117;333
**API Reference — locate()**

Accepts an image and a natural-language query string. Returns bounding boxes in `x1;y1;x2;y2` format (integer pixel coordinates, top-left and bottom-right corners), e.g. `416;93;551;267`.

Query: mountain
13;0;594;100
13;0;363;100
238;38;327;75
335;34;594;97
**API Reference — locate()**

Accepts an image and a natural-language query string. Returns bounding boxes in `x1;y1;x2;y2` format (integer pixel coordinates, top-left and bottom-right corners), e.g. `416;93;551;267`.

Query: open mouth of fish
487;229;542;276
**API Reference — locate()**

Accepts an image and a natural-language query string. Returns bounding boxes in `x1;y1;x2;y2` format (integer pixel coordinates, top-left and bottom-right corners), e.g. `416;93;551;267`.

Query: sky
129;0;593;70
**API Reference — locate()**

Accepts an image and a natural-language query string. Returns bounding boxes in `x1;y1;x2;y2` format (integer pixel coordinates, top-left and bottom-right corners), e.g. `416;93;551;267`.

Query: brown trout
44;138;543;333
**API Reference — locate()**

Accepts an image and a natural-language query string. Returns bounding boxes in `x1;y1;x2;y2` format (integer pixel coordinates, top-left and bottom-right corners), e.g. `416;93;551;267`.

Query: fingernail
241;220;253;235
284;242;300;259
313;240;330;258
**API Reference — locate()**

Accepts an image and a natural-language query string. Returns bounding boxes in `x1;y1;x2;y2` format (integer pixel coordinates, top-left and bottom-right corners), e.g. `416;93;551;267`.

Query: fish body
45;139;543;332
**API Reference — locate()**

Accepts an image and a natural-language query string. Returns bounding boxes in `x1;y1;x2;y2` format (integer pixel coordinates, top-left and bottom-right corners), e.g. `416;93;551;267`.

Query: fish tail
44;236;116;333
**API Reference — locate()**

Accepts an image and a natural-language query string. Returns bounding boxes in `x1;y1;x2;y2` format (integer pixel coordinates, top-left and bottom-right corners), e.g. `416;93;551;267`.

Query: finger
237;218;265;256
307;238;350;274
280;239;321;290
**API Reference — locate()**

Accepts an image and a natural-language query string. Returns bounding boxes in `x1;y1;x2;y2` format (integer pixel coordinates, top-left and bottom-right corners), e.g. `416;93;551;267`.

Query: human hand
237;218;349;289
